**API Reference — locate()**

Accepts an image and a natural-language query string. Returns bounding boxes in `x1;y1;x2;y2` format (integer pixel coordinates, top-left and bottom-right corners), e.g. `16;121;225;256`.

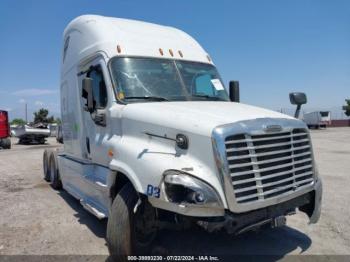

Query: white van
43;15;322;257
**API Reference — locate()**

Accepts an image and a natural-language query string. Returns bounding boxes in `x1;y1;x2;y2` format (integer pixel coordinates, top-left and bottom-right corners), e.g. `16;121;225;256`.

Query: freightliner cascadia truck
43;15;322;258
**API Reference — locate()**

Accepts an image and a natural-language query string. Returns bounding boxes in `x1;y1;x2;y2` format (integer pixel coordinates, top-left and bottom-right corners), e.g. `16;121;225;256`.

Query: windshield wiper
191;94;224;101
124;96;169;101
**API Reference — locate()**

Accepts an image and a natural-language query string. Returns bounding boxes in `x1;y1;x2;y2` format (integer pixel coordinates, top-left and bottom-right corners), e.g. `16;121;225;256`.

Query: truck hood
121;101;295;137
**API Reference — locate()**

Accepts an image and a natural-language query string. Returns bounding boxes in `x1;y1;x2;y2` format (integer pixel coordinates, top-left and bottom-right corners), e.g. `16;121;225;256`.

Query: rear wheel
107;183;157;260
43;149;50;181
2;138;11;149
6;138;11;149
18;138;29;145
49;151;62;190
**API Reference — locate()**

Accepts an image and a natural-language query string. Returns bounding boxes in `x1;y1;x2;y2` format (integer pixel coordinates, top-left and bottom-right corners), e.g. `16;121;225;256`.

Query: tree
10;118;26;126
343;99;350;117
33;108;55;124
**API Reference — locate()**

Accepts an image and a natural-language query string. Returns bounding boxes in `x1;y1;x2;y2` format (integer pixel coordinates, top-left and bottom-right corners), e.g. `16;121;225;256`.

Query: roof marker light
117;45;121;53
169;49;174;57
108;149;114;157
178;50;183;57
159;48;164;56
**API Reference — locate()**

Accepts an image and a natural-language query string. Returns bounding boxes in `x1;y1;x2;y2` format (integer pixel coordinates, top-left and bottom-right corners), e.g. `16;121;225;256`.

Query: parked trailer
0;110;11;149
48;123;58;137
43;15;322;258
15;124;50;144
303;111;331;129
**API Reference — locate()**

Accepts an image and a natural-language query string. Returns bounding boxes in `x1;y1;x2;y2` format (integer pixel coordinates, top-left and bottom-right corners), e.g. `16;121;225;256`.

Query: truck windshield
109;57;230;102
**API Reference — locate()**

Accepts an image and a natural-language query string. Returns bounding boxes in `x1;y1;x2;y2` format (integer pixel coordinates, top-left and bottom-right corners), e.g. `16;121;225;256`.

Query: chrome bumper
309;178;322;223
150;176;321;221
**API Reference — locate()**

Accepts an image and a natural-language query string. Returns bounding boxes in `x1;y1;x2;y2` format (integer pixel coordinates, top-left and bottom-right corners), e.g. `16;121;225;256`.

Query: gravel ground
0;128;349;258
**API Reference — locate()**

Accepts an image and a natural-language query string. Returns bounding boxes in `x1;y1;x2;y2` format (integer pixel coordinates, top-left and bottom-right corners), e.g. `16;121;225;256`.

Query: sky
0;0;349;121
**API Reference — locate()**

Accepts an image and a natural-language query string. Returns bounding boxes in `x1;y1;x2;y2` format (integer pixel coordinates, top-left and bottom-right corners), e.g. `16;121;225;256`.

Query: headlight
163;170;223;207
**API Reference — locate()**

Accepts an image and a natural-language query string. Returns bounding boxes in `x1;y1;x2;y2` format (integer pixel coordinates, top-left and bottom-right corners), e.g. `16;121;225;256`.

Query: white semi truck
303;111;331;129
43;15;322;257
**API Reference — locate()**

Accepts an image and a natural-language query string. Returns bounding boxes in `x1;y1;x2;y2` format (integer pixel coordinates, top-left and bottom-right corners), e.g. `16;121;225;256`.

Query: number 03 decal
147;185;160;198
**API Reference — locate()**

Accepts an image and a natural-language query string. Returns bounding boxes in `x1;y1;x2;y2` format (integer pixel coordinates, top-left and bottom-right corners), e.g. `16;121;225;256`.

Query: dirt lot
0;128;349;258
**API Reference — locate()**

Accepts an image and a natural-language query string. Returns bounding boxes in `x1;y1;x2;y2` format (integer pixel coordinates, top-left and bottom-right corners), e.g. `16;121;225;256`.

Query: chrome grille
225;128;314;204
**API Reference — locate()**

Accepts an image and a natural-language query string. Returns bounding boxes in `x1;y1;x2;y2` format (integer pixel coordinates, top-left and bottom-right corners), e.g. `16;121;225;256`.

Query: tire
2;138;11;149
43;149;50;181
6;138;11;149
19;138;28;145
49;151;62;190
107;183;157;259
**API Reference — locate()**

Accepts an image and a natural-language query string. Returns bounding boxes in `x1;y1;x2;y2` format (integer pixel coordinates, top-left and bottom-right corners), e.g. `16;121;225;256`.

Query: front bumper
149;177;322;224
303;177;322;224
198;179;322;234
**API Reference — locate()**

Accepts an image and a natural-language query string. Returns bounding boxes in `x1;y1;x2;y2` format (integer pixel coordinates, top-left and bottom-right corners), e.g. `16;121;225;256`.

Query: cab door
80;58;110;166
77;57;114;214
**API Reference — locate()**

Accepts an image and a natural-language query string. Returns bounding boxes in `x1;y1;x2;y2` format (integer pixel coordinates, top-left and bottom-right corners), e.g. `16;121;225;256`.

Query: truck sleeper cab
43;15;322;257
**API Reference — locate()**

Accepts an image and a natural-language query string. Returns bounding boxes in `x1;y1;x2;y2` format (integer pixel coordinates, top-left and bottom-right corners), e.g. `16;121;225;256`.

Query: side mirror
289;92;307;105
229;81;240;102
289;92;307;119
82;78;94;113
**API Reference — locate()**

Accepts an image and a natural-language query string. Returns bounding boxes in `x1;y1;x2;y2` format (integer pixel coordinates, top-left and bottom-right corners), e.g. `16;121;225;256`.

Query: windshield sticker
211;79;224;91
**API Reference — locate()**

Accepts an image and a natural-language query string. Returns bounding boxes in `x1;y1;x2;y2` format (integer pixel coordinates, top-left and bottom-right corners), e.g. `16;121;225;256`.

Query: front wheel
106;183;157;260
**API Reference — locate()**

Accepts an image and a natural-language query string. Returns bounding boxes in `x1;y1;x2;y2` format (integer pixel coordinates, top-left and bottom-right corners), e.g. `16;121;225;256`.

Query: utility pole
25;103;28;123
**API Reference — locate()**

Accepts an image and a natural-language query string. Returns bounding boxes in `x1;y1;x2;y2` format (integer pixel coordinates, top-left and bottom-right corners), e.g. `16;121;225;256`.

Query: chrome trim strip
232;170;313;185
234;176;313;194
235;179;314;201
227;145;310;160
230;159;312;176
225;132;307;144
229;151;311;168
225;139;309;152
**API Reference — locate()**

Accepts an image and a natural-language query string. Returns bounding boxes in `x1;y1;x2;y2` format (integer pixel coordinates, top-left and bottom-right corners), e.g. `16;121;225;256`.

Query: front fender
107;130;227;210
109;158;144;193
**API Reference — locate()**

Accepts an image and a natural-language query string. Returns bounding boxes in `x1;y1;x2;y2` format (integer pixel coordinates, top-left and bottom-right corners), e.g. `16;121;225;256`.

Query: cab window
89;67;108;108
194;74;216;96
